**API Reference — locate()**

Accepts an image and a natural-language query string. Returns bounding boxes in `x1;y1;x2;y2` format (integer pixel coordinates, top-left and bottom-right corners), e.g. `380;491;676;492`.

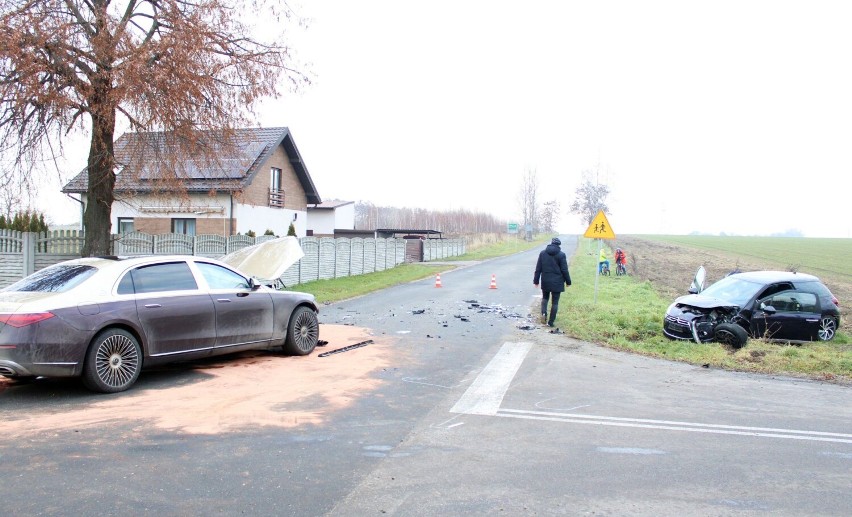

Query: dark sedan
0;255;319;392
663;270;840;347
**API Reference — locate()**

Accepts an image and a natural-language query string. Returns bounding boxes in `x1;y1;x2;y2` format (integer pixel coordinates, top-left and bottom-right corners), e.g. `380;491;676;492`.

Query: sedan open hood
219;237;304;282
674;293;739;310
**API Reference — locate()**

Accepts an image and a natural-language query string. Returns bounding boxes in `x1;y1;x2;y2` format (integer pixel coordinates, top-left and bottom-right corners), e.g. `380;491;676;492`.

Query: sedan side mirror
761;303;777;315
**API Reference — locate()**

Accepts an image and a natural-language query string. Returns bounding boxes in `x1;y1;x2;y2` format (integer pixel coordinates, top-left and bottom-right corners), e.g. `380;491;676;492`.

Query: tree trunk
81;84;116;257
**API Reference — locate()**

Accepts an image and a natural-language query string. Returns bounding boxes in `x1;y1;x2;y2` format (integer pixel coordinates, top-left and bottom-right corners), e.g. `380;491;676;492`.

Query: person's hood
545;243;561;255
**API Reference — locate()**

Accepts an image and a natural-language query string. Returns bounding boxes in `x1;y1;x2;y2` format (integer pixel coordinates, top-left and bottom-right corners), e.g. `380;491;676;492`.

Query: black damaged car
663;268;840;348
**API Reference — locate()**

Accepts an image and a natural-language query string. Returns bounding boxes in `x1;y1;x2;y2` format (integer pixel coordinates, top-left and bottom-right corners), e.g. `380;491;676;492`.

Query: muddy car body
663;269;840;348
0;249;319;393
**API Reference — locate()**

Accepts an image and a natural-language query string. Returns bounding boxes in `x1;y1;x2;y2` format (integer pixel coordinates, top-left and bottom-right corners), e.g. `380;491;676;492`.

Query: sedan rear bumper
0;358;80;378
0;359;34;377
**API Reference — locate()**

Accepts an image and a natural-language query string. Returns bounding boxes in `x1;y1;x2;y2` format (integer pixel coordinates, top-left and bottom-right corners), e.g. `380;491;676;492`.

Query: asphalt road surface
1;235;850;516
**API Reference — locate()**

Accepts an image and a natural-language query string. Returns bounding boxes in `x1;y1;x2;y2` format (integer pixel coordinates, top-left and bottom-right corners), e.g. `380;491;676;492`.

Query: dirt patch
614;235;850;334
0;324;394;437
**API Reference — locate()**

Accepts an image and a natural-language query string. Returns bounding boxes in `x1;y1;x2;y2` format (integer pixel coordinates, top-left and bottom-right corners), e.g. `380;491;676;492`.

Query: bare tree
353;202;506;235
517;168;539;239
0;0;308;255
569;170;610;226
0;169;32;220
539;199;560;234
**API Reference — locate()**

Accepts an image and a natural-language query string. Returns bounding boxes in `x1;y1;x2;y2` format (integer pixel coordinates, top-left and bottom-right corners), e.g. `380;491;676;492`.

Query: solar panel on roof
130;139;268;180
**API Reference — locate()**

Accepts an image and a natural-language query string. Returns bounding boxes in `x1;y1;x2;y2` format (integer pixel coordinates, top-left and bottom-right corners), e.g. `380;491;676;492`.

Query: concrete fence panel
0;231;465;289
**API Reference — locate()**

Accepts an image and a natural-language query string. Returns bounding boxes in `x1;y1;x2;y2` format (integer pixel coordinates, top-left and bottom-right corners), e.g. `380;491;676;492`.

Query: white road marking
497;409;852;444
450;342;532;415
448;345;852;444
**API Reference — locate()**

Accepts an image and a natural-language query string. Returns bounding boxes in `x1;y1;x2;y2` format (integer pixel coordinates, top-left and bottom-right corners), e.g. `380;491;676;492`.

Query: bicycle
615;262;627;276
600;263;611;276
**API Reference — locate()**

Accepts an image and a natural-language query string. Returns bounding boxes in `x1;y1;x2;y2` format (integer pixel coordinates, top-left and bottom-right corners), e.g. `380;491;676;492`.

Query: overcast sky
41;0;851;237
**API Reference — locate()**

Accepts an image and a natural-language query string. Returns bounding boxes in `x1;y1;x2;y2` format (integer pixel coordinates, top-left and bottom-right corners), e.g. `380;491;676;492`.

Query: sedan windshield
700;276;764;306
2;264;97;293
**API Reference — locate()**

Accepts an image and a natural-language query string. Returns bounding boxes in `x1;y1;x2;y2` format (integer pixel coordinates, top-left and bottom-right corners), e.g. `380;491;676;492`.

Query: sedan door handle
144;303;162;308
216;298;232;303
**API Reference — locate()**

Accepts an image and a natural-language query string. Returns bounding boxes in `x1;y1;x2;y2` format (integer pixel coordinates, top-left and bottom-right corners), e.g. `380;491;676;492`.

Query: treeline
354;202;506;235
0;210;49;232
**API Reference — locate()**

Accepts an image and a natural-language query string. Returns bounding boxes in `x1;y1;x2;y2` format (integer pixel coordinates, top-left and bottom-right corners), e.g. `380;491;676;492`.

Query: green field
641;235;852;281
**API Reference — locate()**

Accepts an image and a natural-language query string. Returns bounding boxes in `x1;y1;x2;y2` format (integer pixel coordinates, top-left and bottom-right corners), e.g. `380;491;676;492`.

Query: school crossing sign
583;210;616;240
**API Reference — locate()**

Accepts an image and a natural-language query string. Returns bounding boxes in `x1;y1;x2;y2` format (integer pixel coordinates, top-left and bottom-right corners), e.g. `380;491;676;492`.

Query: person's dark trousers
541;290;561;326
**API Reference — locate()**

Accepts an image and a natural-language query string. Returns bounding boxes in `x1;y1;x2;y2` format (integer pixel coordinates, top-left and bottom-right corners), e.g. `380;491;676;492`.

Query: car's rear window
2;264;97;293
801;280;834;299
124;262;198;294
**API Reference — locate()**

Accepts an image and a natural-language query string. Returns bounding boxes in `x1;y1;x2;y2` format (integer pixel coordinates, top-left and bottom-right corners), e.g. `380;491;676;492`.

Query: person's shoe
547;321;555;327
540;313;547;324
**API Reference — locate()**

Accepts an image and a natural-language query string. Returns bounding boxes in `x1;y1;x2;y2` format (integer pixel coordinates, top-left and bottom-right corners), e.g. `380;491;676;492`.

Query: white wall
307;204;355;235
334;203;356;230
108;193;306;236
308;210;336;235
234;204;305;236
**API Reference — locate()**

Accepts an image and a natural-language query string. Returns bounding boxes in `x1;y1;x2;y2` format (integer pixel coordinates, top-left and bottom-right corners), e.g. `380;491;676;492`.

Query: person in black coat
533;237;572;327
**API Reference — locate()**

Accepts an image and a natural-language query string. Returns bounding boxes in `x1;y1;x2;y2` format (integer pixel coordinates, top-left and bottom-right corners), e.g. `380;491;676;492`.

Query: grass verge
296;263;449;304
557;239;851;382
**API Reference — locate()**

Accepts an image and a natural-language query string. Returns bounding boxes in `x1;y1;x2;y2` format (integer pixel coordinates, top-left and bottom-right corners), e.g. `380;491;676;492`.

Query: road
1;235;850;516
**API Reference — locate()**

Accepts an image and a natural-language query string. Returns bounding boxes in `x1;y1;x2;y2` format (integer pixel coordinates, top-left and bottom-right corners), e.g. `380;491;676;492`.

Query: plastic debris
318;339;374;357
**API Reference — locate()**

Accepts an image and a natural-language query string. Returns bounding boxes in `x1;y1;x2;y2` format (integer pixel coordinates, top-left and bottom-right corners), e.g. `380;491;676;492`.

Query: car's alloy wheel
818;317;837;341
283;306;319;356
82;329;142;393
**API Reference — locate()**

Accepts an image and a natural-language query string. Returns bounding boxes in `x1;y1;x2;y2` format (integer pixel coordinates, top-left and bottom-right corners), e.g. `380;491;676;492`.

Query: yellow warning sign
583;210;616;240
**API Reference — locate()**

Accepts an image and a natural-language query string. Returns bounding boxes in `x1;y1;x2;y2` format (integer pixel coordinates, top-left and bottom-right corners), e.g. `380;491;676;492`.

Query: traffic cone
435;273;442;288
489;274;497;289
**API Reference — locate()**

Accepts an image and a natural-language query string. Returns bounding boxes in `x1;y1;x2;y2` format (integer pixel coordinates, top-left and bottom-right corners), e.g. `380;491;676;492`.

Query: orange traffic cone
435;273;443;288
489;274;497;289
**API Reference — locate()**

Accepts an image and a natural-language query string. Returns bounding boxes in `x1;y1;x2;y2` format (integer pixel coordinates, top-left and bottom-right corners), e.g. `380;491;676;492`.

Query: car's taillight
0;312;55;328
832;296;839;307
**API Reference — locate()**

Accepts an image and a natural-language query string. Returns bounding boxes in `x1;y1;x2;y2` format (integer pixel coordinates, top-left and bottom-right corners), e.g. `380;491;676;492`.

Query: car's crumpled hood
219;236;305;281
673;293;739;310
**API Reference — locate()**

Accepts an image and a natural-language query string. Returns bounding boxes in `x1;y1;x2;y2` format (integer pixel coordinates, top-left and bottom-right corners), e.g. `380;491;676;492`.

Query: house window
270;167;283;190
269;167;284;208
171;218;196;236
117;218;135;234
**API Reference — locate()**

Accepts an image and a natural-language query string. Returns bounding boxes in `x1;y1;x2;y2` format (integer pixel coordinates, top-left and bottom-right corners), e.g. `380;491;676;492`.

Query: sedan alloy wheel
82;329;142;393
284;306;319;356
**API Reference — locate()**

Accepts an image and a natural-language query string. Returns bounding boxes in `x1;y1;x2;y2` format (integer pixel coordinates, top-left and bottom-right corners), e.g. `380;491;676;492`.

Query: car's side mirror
248;277;262;291
761;304;777;315
688;287;699;294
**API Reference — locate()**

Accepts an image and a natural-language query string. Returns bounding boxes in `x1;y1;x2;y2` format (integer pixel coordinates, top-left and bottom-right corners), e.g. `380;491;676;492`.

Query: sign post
583;210;616;303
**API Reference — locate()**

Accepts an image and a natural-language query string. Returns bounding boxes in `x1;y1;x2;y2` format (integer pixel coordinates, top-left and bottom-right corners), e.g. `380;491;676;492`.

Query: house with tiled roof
62;127;321;237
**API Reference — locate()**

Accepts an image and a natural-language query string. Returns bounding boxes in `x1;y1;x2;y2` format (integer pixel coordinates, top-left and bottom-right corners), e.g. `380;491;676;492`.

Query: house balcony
269;188;285;208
